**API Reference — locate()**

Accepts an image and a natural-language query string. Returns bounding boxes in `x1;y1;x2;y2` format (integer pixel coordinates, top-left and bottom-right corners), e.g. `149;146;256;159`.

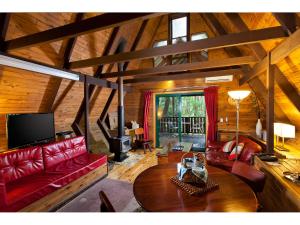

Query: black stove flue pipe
116;39;127;138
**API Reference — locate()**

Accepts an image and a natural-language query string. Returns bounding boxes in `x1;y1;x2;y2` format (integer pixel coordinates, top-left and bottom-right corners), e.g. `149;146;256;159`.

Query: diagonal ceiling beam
68;26;287;68
39;13;85;112
226;13;300;112
0;13;10;51
102;56;257;78
202;13;291;123
273;13;297;35
124;68;242;84
4;13;160;51
72;26;121;133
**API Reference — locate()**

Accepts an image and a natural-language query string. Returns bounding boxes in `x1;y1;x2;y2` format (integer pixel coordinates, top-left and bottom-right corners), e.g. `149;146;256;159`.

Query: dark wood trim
69;26;287;68
0;13;10;51
266;53;274;153
84;76;90;151
224;13;266;60
102;56;256;78
4;13;159;50
202;13;290;123
97;90;117;142
0;51;130;91
274;67;300;112
273;13;297;35
40;13;85;113
124;68;241;84
52;80;76;111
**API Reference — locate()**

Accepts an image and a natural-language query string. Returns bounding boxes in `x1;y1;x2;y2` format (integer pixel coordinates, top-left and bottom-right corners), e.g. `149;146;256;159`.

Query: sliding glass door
155;92;206;151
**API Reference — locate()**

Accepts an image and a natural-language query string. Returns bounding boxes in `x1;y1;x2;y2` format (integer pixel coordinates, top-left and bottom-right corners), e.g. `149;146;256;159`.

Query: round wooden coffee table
133;163;258;212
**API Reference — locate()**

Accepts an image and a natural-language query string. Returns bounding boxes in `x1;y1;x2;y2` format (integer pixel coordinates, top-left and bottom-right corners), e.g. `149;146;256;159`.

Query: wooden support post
84;76;90;152
266;52;275;153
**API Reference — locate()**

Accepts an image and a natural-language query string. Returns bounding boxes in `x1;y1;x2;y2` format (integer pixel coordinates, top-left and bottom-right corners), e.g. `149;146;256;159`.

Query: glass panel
157;96;180;148
172;17;187;39
180;95;206;151
153;40;168;67
191;32;209;62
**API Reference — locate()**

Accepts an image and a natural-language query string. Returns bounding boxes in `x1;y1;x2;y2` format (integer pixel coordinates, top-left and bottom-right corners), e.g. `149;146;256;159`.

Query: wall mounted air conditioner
205;75;233;83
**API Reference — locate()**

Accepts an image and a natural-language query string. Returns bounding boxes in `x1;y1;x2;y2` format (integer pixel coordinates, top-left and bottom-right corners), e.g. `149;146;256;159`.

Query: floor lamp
228;90;251;160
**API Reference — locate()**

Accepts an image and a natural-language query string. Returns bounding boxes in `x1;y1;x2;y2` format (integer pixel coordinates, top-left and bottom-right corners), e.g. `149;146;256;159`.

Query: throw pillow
222;140;236;153
228;143;245;160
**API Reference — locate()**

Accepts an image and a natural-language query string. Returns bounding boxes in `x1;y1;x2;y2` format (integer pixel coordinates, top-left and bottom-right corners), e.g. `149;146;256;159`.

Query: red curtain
204;86;218;143
143;91;152;140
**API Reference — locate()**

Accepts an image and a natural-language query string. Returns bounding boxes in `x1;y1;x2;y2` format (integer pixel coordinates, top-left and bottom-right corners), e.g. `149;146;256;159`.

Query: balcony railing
159;116;206;134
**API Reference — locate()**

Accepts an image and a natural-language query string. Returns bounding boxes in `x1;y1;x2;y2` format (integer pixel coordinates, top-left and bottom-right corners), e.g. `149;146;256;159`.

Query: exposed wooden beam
273;13;297;35
272;28;300;64
266;53;274;153
0;13;10;51
69;26;287;68
73;26;120;127
226;13;300;112
240;28;300;82
39;13;84;112
225;13;266;60
102;56;256;78
203;13;290;123
124;68;241;84
0;52;131;91
4;13;159;50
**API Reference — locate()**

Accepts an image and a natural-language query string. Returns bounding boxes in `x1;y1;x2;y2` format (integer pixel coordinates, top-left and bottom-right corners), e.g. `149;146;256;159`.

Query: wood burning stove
108;39;131;162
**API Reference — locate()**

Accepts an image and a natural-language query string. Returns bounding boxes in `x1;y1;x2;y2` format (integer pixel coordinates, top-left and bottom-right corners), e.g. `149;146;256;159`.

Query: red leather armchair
206;135;263;171
231;161;266;193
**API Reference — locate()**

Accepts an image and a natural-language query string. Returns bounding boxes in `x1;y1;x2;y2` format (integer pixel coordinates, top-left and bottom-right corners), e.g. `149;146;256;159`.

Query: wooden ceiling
1;12;300;151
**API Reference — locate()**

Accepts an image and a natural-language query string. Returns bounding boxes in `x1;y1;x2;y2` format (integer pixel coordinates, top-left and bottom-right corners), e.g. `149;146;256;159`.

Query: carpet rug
56;178;140;212
108;151;146;171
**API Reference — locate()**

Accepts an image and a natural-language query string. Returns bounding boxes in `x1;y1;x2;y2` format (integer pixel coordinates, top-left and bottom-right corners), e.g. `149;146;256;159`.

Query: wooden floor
107;149;158;183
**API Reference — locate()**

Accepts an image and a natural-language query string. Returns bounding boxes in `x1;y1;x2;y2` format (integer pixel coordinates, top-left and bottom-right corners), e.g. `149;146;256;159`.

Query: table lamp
228;90;251;160
274;122;295;151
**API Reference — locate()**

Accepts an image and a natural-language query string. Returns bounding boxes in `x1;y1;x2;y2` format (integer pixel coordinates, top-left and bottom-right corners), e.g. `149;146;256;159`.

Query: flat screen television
7;113;55;149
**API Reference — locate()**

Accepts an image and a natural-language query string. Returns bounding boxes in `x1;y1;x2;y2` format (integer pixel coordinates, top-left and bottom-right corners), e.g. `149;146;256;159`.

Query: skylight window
172;17;187;39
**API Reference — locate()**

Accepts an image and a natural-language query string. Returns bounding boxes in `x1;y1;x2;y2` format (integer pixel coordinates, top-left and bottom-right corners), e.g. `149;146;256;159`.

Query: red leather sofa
0;136;107;212
206;135;263;171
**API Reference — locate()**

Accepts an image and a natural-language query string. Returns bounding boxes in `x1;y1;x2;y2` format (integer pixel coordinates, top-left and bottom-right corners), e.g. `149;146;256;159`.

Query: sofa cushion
42;136;87;169
228;143;245;160
222;140;236;153
238;136;262;163
205;151;234;171
1;153;107;212
45;153;107;187
0;146;44;183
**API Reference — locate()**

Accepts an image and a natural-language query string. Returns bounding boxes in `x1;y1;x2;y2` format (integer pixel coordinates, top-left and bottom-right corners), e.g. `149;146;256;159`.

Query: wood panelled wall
125;14;259;143
1;13;300;153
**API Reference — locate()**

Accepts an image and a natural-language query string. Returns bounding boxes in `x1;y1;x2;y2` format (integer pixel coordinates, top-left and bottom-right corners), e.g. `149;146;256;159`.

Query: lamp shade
228;90;251;100
273;122;295;138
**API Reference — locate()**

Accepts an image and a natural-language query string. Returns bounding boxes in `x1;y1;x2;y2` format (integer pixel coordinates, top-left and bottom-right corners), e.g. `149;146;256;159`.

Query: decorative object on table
131;121;139;129
283;171;300;184
177;152;208;187
170;176;219;196
274;122;295;151
250;92;264;138
256;118;262;138
227;90;251;160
